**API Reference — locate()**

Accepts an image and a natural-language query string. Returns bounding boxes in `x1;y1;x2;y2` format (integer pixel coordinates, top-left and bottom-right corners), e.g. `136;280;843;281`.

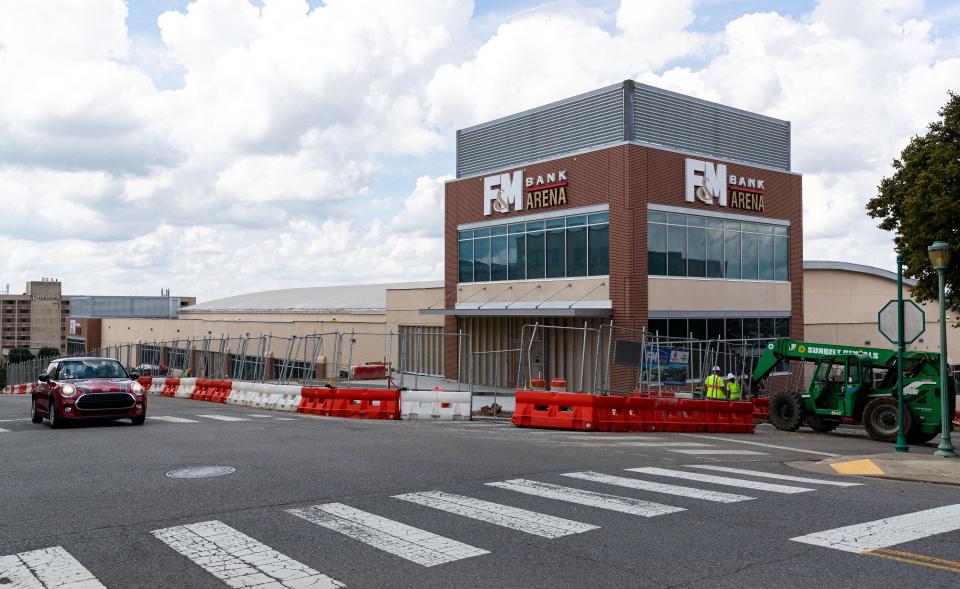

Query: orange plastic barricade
160;377;180;397
752;397;770;421
351;364;388;380
18;384;27;394
326;389;400;419
298;387;337;414
210;380;233;403
512;391;597;431
137;376;153;391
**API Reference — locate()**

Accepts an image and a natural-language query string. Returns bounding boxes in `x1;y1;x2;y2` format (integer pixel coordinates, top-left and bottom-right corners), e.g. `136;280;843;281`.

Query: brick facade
443;143;803;379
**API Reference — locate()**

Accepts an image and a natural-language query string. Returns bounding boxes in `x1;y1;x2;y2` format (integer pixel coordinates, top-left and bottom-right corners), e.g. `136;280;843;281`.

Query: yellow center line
873;547;960;567
864;550;960;574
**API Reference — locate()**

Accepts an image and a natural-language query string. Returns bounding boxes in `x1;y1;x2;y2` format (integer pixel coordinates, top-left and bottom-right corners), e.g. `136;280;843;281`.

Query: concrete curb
788;453;960;487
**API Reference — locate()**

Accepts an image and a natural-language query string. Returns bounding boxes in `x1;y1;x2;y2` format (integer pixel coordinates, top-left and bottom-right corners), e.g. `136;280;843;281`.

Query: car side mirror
128;372;140;381
38;374;50;382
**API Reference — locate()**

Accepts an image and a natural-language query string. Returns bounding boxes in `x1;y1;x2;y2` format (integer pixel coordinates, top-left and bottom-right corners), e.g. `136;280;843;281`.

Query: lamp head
928;241;952;271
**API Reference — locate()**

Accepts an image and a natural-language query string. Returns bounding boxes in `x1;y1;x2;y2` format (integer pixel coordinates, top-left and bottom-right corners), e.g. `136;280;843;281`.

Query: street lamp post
928;241;957;458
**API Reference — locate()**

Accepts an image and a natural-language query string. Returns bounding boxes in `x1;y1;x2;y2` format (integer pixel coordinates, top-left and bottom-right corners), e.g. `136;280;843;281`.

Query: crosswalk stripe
615;442;714;447
0;545;106;588
394;490;599;538
558;435;666;441
287;503;489;567
668;449;768;455
626;467;813;494
790;504;960;553
487;479;687;515
561;471;753;503
152;519;344;588
195;414;250;422
686;465;863;487
148;416;199;423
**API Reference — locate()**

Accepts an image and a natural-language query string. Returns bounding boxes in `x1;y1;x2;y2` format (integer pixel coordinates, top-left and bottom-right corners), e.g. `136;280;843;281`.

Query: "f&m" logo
483;171;523;216
685;158;727;207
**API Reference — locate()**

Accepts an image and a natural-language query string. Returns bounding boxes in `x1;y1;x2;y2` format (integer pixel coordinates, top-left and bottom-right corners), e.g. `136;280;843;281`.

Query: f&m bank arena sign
483;169;568;216
685;158;766;212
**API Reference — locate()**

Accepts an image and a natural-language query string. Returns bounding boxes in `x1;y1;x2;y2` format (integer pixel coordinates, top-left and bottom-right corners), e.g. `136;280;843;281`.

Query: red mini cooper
31;358;147;428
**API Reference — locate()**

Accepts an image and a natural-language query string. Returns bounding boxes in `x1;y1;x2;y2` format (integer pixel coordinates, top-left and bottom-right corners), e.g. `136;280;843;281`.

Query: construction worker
704;366;726;399
725;373;741;400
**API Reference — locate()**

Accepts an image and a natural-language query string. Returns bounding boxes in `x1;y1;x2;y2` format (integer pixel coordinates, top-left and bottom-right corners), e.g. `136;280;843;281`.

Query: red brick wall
442;143;803;378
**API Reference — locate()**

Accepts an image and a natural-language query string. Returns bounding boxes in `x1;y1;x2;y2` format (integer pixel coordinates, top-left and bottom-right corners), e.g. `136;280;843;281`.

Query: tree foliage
867;91;960;313
37;347;60;358
7;348;33;364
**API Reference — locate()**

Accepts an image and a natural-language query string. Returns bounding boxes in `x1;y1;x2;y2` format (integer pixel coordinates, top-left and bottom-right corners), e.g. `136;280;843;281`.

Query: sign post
878;260;925;452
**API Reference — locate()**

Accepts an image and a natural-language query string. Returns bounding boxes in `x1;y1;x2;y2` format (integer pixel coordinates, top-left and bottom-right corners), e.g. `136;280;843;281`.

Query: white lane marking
0;418;30;422
394;490;598;538
680;434;840;457
686;465;863;487
627;467;814;494
152;519;344;588
287;503;488;567
0;427;9;433
790;504;960;553
616;442;714;447
668;449;768;455
557;435;666;441
196;414;250;422
274;417;299;421
561;471;753;503
243;414;273;418
488;479;687;515
0;545;106;588
148;416;199;423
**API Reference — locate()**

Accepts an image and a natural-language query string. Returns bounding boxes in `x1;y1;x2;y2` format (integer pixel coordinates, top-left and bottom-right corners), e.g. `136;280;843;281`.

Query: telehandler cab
751;338;954;443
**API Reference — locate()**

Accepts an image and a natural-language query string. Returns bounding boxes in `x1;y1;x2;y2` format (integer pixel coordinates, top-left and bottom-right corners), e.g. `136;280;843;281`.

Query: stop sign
878;299;925;345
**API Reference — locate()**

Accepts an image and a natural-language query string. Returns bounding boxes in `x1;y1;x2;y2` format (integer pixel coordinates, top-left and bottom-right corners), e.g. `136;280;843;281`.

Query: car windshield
57;360;127;380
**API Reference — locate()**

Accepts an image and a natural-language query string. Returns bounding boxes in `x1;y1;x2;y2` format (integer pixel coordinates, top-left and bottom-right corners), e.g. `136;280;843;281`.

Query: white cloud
0;0;957;302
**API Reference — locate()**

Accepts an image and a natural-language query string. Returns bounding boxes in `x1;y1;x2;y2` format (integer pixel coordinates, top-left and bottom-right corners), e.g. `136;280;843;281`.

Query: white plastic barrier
401;390;471;421
25;383;34;395
147;378;167;396
226;381;254;406
175;378;197;399
224;381;302;412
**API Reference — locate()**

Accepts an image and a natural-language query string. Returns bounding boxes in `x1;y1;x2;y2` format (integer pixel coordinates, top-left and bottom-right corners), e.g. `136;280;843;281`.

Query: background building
433;80;801;390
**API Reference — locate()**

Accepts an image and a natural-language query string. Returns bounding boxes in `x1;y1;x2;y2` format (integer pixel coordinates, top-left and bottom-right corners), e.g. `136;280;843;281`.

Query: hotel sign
684;158;765;212
483;170;568;216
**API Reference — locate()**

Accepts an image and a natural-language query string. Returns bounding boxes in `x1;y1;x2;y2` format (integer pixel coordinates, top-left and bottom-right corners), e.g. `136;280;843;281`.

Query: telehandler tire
805;414;841;433
769;390;805;431
863;397;911;443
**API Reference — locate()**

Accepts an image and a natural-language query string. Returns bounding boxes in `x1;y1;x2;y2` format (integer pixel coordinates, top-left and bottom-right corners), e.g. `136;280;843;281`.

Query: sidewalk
790;452;960;486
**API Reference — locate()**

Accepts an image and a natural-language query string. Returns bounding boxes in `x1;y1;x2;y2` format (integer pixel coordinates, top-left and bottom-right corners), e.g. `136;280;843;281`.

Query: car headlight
130;382;145;395
60;384;77;398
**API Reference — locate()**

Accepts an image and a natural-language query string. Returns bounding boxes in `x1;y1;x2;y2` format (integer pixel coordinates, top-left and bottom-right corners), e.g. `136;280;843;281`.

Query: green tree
37;347;60;358
7;348;33;364
867;91;960;312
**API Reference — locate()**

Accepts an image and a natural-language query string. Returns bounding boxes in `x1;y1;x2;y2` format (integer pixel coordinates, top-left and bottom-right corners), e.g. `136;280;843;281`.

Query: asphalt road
2;394;960;588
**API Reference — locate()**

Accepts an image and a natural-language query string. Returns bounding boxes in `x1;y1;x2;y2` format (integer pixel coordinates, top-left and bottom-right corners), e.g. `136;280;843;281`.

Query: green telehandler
751;338;954;443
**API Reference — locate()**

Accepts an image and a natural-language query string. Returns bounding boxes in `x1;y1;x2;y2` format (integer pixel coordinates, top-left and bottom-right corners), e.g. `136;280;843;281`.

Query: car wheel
131;415;145;426
31;398;43;424
48;398;63;429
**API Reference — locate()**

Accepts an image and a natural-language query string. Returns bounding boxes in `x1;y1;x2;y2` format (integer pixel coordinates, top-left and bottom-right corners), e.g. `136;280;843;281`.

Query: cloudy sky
1;0;958;301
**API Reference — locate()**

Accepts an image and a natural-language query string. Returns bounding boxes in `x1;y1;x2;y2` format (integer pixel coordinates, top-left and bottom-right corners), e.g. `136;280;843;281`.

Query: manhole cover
166;466;236;479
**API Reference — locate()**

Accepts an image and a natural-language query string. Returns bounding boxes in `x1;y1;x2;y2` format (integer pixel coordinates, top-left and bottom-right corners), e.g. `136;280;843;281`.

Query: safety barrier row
2;383;32;394
512;391;755;433
227;382;302;412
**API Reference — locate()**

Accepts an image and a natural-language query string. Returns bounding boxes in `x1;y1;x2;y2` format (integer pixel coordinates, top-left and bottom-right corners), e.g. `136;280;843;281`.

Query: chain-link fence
4;330;473;391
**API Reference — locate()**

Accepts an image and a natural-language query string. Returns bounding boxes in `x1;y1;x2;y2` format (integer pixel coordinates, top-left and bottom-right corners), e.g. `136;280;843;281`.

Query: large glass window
458;212;609;283
648;317;789;343
648;222;667;275
649;212;789;281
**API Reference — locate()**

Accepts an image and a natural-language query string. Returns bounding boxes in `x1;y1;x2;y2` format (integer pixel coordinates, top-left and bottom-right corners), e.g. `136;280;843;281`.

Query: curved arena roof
803;260;918;286
183;281;442;314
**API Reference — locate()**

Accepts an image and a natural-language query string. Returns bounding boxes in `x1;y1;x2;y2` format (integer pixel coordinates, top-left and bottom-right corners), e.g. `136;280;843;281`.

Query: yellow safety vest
704;374;725;399
727;380;741;400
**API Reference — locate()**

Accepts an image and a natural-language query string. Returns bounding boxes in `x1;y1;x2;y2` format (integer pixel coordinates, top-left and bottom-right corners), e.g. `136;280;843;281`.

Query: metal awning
420;300;613;317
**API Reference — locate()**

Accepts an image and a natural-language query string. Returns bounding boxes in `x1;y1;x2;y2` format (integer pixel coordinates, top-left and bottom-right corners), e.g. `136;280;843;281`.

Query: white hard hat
712;366;721;371
726;373;735;380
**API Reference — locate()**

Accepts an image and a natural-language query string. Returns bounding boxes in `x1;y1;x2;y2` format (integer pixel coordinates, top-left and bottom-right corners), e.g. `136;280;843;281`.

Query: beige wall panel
386;287;445;326
648;278;791;312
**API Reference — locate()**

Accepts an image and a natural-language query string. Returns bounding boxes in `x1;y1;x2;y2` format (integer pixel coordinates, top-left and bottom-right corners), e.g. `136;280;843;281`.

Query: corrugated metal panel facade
455;81;791;177
632;84;790;171
456;85;625;178
68;296;182;318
